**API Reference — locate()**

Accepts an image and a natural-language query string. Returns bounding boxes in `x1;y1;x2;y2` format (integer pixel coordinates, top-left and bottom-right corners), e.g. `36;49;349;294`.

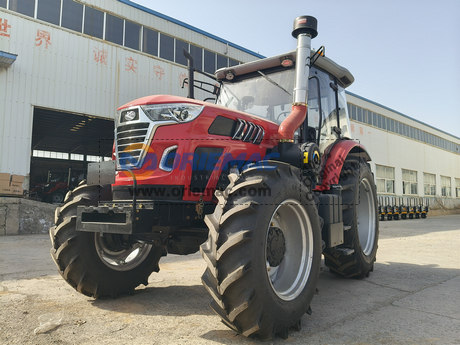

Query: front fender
315;139;371;191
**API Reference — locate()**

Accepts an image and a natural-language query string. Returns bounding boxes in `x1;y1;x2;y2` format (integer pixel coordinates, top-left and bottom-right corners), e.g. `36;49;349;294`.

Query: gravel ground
0;214;459;344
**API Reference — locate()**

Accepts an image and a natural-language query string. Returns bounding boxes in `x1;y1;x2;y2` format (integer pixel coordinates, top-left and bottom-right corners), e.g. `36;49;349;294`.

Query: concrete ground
0;215;459;345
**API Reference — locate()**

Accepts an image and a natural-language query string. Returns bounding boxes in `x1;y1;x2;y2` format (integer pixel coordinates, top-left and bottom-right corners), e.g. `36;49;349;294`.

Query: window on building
424;173;436;196
376;165;395;194
377;114;383;129
124;20;140;51
190;45;203;70
9;0;35;17
402;169;417;195
217;54;228;69
70;153;84;161
362;109;368;123
455;179;460;198
61;0;83;32
142;27;158;56
84;6;104;39
37;0;61;26
33;150;69;160
204;49;216;74
105;13;123;45
348;104;356;120
175;39;189;66
229;58;239;67
159;33;174;62
367;110;373;126
441;176;451;197
0;0;6;8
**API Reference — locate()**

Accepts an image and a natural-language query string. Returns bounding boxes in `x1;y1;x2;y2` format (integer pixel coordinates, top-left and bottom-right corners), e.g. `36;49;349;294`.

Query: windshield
217;66;351;152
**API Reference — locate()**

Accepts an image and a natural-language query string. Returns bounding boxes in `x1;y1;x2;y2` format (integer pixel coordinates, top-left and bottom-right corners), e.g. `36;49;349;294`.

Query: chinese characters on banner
154;65;164;80
35;29;51;48
125;57;137;73
0;19;11;38
93;47;108;65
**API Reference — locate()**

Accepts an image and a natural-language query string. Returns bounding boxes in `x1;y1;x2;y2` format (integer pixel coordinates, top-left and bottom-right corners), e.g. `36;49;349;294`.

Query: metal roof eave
117;0;265;59
346;91;460;141
0;51;17;68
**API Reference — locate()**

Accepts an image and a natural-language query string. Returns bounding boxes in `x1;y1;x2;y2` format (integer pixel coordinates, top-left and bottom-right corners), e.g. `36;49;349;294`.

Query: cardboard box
0;173;23;195
10;186;24;195
10;174;24;188
0;173;11;194
0;183;12;195
0;173;10;183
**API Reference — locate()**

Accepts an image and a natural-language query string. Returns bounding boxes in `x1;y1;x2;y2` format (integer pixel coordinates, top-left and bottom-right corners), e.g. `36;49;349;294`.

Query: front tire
324;158;379;278
50;190;65;203
200;162;322;339
50;184;163;298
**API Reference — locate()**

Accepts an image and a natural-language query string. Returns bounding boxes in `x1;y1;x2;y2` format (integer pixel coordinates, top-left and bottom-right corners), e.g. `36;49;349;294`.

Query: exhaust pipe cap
292;16;318;39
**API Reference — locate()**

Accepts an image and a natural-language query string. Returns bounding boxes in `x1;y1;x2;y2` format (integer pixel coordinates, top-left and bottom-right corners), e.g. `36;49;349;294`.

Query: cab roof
215;50;354;88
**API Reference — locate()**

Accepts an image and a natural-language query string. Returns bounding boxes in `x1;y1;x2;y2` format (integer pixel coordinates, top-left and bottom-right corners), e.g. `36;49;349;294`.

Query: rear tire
50;184;163;298
200;162;321;339
324;158;379;278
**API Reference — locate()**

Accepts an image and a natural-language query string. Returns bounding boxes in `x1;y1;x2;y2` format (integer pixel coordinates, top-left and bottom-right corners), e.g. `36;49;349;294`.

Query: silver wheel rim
357;177;376;256
95;234;152;272
266;199;313;301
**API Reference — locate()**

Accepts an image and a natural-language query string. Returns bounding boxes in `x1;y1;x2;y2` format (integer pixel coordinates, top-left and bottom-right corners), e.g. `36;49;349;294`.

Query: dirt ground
1;215;459;345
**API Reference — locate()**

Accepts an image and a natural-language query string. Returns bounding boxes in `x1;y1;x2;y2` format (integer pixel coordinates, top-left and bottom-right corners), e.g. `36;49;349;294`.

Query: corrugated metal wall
0;1;259;176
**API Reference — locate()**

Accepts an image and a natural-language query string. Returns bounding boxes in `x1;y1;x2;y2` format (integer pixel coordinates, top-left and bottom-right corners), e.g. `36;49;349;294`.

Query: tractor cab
214;50;354;152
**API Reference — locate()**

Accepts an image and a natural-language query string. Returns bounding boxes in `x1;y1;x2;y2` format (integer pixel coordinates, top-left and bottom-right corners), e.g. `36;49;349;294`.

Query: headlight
141;103;204;123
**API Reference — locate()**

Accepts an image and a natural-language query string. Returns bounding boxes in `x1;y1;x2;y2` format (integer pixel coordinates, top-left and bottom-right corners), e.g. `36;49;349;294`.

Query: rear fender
315;140;371;191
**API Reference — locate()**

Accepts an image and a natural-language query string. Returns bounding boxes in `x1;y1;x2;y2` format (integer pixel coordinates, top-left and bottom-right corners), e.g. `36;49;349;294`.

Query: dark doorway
30;107;114;202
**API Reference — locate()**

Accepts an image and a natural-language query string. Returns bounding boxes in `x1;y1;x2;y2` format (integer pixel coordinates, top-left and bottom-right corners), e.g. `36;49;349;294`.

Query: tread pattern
200;163;321;339
50;184;163;298
323;159;379;278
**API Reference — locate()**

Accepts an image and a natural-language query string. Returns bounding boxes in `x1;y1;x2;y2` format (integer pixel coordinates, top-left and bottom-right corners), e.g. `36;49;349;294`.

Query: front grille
232;119;265;145
116;122;150;168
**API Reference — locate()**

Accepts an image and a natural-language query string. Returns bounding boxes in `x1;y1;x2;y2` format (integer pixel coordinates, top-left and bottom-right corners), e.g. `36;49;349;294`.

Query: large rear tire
200;162;322;339
324;158;379;278
50;184;163;298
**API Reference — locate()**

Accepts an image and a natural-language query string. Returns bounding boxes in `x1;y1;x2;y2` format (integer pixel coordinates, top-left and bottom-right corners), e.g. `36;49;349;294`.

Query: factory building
1;0;459;209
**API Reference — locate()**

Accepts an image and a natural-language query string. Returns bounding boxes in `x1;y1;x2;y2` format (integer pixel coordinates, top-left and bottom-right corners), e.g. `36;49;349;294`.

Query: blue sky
134;0;460;138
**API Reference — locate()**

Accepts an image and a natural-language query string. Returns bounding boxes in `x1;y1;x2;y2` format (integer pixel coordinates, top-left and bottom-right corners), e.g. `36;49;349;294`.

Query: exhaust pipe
278;16;318;141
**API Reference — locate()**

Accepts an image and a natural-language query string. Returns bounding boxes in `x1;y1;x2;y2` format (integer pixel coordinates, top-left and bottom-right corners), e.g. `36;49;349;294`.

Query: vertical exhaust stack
278;16;318;141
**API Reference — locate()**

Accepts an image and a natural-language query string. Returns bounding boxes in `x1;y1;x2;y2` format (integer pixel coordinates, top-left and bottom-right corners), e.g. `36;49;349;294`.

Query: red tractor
50;16;378;340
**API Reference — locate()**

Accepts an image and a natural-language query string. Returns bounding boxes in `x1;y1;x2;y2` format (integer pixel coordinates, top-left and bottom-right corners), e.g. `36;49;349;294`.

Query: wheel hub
266;227;286;267
95;234;152;272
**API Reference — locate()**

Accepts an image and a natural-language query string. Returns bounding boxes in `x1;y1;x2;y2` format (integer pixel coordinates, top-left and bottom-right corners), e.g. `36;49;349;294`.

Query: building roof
118;0;265;59
346;91;460;141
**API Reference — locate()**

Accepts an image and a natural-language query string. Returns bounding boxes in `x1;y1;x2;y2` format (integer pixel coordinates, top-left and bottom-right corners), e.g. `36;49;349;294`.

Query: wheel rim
52;193;63;203
94;234;152;271
265;199;313;301
357;177;376;256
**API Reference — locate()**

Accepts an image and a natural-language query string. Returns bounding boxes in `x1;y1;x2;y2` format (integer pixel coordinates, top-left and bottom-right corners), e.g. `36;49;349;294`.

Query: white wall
0;2;258;176
347;93;460;208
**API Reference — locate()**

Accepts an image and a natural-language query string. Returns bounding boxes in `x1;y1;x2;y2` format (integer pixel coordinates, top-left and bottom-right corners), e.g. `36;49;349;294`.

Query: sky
133;0;460;138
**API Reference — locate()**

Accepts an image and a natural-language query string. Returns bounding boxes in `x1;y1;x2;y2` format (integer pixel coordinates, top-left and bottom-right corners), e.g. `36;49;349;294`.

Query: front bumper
75;199;214;235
